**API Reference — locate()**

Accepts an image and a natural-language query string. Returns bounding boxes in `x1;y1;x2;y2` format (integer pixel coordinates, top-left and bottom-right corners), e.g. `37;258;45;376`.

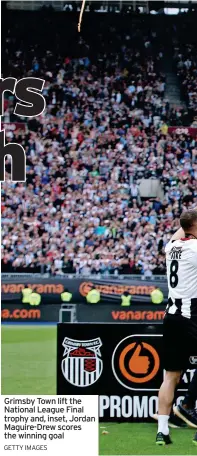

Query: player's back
165;238;197;318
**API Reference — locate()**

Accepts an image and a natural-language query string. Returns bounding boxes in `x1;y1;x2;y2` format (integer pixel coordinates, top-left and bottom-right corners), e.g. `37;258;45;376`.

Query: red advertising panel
2;122;27;133
168;126;197;137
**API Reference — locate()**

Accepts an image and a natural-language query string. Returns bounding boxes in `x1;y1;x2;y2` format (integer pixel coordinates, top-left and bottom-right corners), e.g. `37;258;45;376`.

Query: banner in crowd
2;122;27;133
168;126;197;137
1;276;168;305
57;324;197;421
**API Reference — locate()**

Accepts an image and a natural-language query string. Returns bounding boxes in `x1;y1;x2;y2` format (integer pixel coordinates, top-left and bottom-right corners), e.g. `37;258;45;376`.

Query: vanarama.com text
1;308;41;320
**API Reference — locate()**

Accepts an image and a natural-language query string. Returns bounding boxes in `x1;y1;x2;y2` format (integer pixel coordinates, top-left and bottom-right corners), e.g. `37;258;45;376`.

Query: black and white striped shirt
165;238;197;319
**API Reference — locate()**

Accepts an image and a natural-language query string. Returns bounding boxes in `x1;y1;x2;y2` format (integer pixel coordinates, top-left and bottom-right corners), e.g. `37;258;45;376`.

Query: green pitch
99;423;197;455
1;325;56;395
2;325;197;455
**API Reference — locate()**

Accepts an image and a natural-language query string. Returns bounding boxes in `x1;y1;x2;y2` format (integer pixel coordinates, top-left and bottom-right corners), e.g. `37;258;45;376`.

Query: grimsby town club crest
61;337;103;387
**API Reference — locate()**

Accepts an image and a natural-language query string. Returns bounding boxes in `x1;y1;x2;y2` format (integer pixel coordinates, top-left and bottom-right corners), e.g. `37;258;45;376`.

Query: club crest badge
61;337;103;387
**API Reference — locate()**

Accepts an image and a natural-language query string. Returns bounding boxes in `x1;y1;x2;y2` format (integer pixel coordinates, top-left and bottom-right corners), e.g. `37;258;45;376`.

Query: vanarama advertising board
77;304;165;323
1;304;60;322
2;277;168;304
1;303;165;323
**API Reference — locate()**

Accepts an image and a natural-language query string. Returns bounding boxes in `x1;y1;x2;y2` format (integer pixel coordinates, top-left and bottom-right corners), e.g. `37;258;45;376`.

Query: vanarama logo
79;282;155;297
111;310;165;321
1;283;64;294
112;335;161;391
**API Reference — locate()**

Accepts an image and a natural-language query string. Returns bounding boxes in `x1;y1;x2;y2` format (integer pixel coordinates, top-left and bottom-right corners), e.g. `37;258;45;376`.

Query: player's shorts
163;313;197;371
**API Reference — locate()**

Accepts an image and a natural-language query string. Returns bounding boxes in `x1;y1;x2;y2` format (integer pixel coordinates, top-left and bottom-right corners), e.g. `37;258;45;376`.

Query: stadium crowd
175;44;197;120
1;11;197;276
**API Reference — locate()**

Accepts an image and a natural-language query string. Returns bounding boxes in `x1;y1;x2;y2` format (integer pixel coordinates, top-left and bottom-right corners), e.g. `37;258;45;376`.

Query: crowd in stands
1;10;197;276
175;45;197;120
173;11;197;121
